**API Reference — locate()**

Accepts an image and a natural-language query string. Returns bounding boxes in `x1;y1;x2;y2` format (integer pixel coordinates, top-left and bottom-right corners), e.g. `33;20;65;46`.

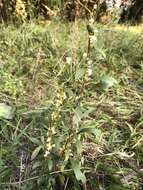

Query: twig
1;169;73;186
1;168;91;186
83;183;87;190
64;177;69;190
76;0;92;15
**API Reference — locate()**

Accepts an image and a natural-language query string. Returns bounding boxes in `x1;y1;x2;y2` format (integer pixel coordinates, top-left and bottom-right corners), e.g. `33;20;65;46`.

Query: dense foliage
0;1;143;190
0;21;143;189
0;0;143;23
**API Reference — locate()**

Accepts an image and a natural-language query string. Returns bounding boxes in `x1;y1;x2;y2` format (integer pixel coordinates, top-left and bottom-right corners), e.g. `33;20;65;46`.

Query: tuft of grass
0;20;143;190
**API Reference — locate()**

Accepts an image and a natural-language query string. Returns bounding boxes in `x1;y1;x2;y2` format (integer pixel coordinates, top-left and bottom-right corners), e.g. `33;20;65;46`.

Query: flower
51;127;56;134
52;144;56;148
66;57;72;65
46;143;52;150
46;137;52;142
94;28;98;33
44;127;56;158
93;4;97;10
87;60;93;65
15;0;27;20
87;68;93;77
83;53;87;58
51;111;59;120
89;35;97;44
44;150;50;157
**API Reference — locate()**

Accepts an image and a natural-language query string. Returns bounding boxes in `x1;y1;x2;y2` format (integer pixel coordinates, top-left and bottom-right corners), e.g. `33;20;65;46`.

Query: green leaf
70;159;86;183
47;158;53;171
32;161;42;170
75;68;85;80
28;137;41;145
76;139;82;155
99;75;118;90
21;107;50;116
73;107;83;126
106;185;130;190
78;127;101;137
31;146;42;160
73;107;95;127
0;103;15;119
65;88;75;98
97;48;107;59
58;174;65;186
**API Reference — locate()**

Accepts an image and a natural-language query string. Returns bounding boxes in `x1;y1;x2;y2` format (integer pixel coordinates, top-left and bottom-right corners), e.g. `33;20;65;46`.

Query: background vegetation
0;0;143;190
0;0;143;23
0;21;143;189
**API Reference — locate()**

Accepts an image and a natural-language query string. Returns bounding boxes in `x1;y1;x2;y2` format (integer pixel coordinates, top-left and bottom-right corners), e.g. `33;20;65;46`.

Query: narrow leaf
78;127;101;137
0;103;15;119
76;139;82;155
31;146;42;160
99;75;118;90
71;159;86;183
75;68;85;80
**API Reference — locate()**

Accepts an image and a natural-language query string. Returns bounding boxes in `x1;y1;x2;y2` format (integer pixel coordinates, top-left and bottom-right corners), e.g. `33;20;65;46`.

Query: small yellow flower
89;35;97;44
44;127;56;158
93;4;97;10
46;137;52;142
44;150;50;157
87;60;93;65
87;68;93;77
66;57;72;65
51;111;59;120
51;127;56;134
46;144;52;150
83;53;87;58
15;0;27;20
52;144;56;148
55;100;62;106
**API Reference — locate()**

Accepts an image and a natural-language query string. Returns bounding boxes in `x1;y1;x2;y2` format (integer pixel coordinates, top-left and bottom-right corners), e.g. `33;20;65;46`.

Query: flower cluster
85;17;99;80
87;59;93;77
89;35;97;44
15;0;27;21
44;127;56;158
44;89;66;158
87;17;98;45
84;59;93;81
65;57;72;65
59;143;73;157
51;89;66;122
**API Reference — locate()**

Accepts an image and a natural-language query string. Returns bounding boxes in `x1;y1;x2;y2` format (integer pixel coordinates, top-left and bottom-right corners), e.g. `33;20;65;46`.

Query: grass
0;20;143;190
113;25;143;34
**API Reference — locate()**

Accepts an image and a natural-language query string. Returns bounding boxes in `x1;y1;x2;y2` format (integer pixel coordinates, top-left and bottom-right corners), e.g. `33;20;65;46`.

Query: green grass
0;20;143;190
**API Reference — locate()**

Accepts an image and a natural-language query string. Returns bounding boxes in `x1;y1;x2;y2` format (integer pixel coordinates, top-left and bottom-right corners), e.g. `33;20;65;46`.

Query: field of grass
0;20;143;190
113;25;143;34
